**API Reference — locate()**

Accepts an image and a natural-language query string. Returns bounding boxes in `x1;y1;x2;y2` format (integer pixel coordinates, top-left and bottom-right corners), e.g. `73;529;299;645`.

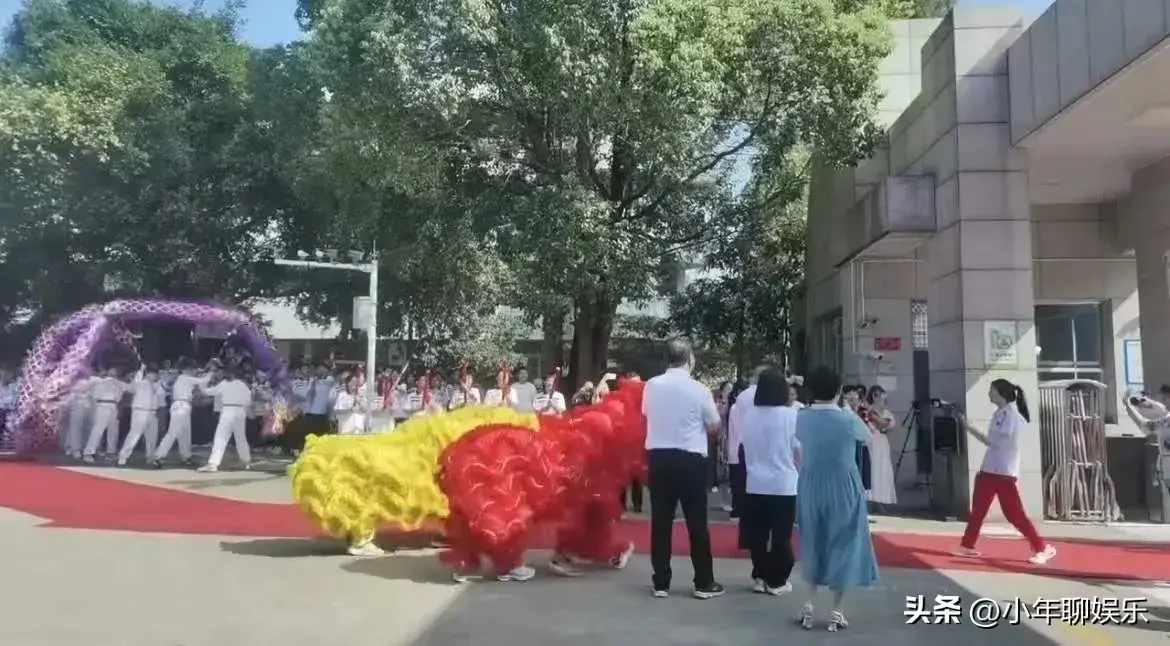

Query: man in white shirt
117;368;161;466
83;367;130;462
153;360;211;466
643;340;724;600
198;367;253;472
63;374;93;458
726;366;769;520
510;367;538;412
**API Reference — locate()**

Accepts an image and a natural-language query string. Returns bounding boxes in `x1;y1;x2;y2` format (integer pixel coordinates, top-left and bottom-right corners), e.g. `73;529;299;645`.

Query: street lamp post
274;250;379;425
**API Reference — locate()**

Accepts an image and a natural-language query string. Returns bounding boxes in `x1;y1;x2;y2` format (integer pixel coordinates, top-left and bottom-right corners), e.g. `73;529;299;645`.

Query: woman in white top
863;385;897;507
956;378;1055;565
739;368;801;596
334;376;368;435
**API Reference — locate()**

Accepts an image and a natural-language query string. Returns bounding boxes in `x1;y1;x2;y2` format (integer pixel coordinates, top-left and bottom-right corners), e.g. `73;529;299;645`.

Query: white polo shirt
981;403;1024;477
726;384;757;464
643;367;720;455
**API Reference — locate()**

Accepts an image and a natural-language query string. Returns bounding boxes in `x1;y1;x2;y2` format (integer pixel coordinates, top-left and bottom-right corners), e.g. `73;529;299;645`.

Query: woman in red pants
955;378;1056;565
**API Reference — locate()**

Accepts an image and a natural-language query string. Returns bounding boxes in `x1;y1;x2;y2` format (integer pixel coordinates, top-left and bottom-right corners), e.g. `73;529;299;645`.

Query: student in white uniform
117;368;160;465
83;367;130;462
64;374;94;458
532;383;567;413
0;369;17;446
198;367;253;472
447;372;482;410
334;376;368;434
153;361;212;466
510;367;538;412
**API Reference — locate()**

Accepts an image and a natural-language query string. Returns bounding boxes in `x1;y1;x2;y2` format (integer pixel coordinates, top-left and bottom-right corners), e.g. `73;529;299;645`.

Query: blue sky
0;0;1056;47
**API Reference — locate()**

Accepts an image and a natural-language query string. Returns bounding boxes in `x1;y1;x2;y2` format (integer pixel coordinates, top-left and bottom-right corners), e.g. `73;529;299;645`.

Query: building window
911;300;928;349
812;311;843;375
1035;304;1105;384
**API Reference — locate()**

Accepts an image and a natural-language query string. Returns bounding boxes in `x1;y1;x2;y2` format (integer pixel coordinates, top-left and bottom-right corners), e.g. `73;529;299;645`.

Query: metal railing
1038;379;1121;522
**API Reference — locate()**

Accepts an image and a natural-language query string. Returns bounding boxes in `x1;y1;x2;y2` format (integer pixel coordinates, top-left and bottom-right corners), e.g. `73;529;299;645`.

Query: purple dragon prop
4;299;289;454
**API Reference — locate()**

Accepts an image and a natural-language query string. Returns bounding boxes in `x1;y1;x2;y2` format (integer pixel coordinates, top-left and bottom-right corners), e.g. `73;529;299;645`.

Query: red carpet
1;462;1166;581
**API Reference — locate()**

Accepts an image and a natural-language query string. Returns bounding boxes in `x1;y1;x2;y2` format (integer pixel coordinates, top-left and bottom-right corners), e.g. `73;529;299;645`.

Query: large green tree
0;0;293;330
299;0;897;389
668;161;808;375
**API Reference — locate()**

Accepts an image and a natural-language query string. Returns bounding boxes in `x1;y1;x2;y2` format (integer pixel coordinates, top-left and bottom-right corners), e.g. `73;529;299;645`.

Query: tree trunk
565;293;616;394
541;309;566;376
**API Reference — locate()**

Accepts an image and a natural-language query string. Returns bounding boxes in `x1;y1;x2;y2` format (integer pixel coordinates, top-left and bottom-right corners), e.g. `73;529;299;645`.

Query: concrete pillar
923;10;1041;518
1134;241;1170;391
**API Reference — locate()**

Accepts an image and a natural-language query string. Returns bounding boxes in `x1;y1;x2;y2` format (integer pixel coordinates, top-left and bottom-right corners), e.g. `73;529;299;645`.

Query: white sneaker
1029;545;1056;565
346;542;385;557
497;565;536;582
196;464;218;473
82;455;95;464
752;579;768;593
652;589;669;598
766;582;793;596
548;557;584;577
70;451;82;459
609;542;635;570
952;546;980;557
451;571;481;583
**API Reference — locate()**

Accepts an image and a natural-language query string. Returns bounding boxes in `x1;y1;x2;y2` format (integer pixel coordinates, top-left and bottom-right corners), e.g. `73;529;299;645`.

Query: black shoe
693;582;725;600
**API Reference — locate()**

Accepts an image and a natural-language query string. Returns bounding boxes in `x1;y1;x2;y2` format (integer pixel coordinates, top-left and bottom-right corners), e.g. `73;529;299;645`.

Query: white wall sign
1124;339;1143;388
983;320;1019;368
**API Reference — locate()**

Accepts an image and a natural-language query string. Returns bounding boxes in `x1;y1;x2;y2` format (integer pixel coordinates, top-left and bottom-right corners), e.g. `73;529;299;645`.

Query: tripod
894;402;930;490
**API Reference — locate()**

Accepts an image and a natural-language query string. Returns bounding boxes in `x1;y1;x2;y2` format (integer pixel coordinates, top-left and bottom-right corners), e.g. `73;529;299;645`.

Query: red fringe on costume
436;378;647;574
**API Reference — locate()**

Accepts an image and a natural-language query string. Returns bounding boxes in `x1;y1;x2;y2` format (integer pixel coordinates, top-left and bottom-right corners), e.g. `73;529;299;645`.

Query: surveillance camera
865;351;885;361
856;316;878;329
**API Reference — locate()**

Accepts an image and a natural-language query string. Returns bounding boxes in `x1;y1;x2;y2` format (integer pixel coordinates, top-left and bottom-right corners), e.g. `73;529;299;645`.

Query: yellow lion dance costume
288;406;538;554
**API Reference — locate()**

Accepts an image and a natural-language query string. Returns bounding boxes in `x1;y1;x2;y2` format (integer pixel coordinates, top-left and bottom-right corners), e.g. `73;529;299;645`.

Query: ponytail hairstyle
990;378;1030;423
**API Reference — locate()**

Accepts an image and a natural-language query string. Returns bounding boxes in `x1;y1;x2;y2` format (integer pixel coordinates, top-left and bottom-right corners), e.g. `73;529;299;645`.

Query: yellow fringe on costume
288;406;539;543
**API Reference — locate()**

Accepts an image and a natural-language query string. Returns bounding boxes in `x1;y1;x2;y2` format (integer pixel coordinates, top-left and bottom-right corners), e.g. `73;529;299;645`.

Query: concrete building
802;1;1170;521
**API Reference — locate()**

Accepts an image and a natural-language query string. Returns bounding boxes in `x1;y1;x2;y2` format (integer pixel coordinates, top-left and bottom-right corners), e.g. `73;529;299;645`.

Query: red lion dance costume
437;376;647;579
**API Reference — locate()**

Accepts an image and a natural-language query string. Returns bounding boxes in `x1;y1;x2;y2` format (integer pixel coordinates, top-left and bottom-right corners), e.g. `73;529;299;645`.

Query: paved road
2;465;1168;645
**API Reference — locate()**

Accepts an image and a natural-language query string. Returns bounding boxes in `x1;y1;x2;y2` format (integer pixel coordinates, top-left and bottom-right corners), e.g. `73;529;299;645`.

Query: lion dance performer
437;375;647;582
288;404;538;557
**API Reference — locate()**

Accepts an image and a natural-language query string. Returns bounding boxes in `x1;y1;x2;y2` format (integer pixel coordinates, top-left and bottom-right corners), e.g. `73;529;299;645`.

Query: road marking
1056;621;1116;646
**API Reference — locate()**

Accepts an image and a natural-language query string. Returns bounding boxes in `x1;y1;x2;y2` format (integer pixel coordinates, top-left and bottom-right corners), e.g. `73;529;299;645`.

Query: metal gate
1038;379;1121;522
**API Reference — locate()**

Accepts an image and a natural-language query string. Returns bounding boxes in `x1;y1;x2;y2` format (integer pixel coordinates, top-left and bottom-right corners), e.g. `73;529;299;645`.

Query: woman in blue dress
795;366;879;631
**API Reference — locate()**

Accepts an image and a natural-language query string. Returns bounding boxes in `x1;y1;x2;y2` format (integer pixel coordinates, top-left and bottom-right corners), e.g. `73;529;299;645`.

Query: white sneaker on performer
752;579;768;593
609;542;635;570
451;571;482;584
346;542;385;557
1028;544;1056;565
82;454;95;464
952;546;980;557
548;556;584;577
496;565;536;582
196;464;218;473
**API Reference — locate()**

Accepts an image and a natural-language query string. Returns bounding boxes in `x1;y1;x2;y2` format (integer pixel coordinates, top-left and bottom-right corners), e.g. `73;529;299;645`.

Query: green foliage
301;0;898;385
668;152;808;374
415;311;530;373
0;0;293;328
